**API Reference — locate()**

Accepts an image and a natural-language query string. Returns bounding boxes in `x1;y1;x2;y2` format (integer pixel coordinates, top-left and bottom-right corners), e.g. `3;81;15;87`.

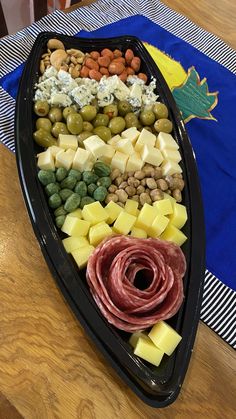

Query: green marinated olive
143;126;153;133
139;110;155;126
33;128;57;148
38;170;56;186
103;104;118;119
153;102;168;119
93;113;109;128
45;182;60;197
55;215;66;228
80;196;95;209
74;181;87;197
51;122;69;138
87;183;97;197
108;116;126;134
68;169;81;181
59;188;73;202
77;131;93;148
54;206;67;217
83;121;93;132
93;186;107;202
91;98;99;112
48;107;62;123
97;176;112;188
80;105;97;121
124;112;139;128
63;106;77;120
34;100;49;117
36;118;52;132
82;171;99;185
67;113;83;135
93;162;111;177
48;193;62;209
154;118;173;134
56;167;68;182
64;193;81;212
60;176;77;190
93;126;111;142
117;100;132;116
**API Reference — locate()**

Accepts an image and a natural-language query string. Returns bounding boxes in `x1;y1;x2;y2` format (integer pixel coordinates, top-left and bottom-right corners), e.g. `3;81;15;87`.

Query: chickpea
165;175;184;191
166;189;171;195
105;193;118;204
131;195;139;202
146;178;157;189
115;176;123;186
127;171;134;177
119;181;128;189
127;177;140;187
136;185;145;195
134;170;145;180
153;167;163;180
140;178;147;186
111;168;121;181
173;173;183;179
172;189;182;202
116;202;125;208
125;185;136;196
139;192;152;206
108;184;117;193
150;189;164;201
122;172;129;181
115;189;128;203
156;179;168;191
143;166;155;177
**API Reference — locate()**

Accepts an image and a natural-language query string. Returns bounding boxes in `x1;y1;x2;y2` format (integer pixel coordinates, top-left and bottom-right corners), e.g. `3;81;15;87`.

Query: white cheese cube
72;148;93;171
107;134;122;146
161;160;182;176
162;148;181;163
121;127;140;145
111;151;128;173
84;135;106;159
55;148;76;170
156;132;179;150
126;152;144;172
47;145;64;157
141;144;163;166
135;128;156;152
115;138;134;156
58;134;78;151
37;149;55;171
99;144;115;164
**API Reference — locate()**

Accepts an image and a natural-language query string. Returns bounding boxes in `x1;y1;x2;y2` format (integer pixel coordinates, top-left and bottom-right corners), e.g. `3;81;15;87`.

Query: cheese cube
55;148;76;170
72;148;92;172
84;135;106;159
37;149;55;171
121;127;140;144
156;132;179;150
62;236;89;253
133;336;164;367
148;321;182;356
140;144;163;166
162;148;181;163
153;199;173;215
135;128;156;152
113;211;136;235
68;209;82;219
125;199;139;216
99;144;115;164
115;138;134;156
105;201;123;224
169;203;187;229
129;331;149;348
61;216;91;237
58;134;78;151
48;145;64;157
82;201;108;225
126;152;144;172
148;214;169;238
161;160;182;176
130;227;147;239
135;203;158;230
107;134;122;146
160;224;187;246
71;245;95;269
89;221;113;246
111;151;128;173
163;192;176;209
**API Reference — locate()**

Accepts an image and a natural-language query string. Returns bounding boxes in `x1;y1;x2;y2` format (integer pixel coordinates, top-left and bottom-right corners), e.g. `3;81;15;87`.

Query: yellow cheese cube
121;127;140;144
148;214;169;238
72;148;93;172
113;211;136;235
163;193;176;209
61;216;91;237
68;209;82;219
37;149;55;171
169;203;187;229
84;135;106;159
115;138;134;156
153;199;173;215
148;321;182;356
58;134;78;150
126;152;144;172
55;148;76;170
62;236;89;253
125;199;139;216
160;224;187;246
135;128;156;152
162;148;181;163
99;144;115;164
135;203;158;230
71;245;95;269
89;221;113;246
82;201;108;225
140;144;164;166
161;160;182;176
130;227;147;238
105;201;123;224
156;132;179;150
48;145;65;157
107;134;122;146
111;150;128;173
129;331;149;348
133;336;164;367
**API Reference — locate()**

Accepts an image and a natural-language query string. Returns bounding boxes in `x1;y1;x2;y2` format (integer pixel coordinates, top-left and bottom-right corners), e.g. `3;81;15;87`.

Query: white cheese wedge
129;83;142;102
58;134;78;151
156;132;179;150
37;149;55;171
121;127;140;144
107;134;122;146
126;152;144;172
55;148;76;170
140;144;163;166
161;160;182;176
72;148;93;171
111;151;128;173
115;138;134;156
161;148;181;163
47;145;64;157
99;144;115;164
84;135;106;159
135;128;156;152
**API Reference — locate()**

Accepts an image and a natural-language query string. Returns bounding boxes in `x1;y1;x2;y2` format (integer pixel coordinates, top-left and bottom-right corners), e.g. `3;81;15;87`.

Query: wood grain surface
0;1;236;418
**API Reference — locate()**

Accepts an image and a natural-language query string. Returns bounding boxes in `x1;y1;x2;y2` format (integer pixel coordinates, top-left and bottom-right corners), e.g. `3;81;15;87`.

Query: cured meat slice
86;235;186;332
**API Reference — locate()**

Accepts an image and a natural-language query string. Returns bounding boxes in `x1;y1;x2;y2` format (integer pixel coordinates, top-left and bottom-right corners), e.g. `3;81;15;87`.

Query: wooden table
0;1;235;418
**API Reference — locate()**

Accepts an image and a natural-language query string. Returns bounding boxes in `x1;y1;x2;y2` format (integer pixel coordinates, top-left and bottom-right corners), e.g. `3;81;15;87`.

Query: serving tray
15;32;205;407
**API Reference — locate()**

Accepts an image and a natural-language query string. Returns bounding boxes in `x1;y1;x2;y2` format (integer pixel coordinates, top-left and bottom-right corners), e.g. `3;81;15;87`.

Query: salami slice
86;235;186;332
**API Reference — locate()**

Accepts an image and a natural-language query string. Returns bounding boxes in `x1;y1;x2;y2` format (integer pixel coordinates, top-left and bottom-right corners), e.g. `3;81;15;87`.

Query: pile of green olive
33;99;173;148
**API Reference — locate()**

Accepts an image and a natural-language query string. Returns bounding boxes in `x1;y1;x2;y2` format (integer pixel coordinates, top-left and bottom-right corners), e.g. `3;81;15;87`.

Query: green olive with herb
36;118;52;132
51;122;69;138
48;107;62;123
93;186;107;202
55;215;66;228
93;113;109;128
153;102;168;119
117;100;132;116
124;112;139;128
56;167;68;182
33;128;57;148
83;121;93;132
63;106;77;120
80;105;97;121
154;118;173;134
139;110;155;126
34;100;49;117
103;104;118;119
45;182;60;197
80;196;95;209
67;113;83;135
38;170;56;186
64;193;81;212
93;126;112;142
48;193;62;209
108;116;126;134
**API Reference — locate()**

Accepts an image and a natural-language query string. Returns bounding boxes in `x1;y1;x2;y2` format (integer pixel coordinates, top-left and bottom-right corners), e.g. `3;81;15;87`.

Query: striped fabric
0;0;235;348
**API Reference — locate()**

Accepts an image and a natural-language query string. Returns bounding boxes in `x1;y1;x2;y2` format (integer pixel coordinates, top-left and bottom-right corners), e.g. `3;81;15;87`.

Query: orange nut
125;49;134;65
119;69;128;82
113;49;123;58
90;51;100;60
138;73;148;83
108;61;125;75
100;67;109;76
97;55;111;68
130;56;141;72
80;66;90;77
127;66;135;75
89;69;103;81
101;48;114;60
85;57;99;71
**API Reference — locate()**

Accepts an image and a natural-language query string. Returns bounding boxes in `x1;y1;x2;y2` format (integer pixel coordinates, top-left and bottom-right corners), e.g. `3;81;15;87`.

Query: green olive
51;122;69;138
67;113;83;135
83;121;93;132
154;118;173;133
36;118;52;132
63;106;77;120
143;126;153;133
117;100;132;116
124;112;139;128
93;126;112;142
153;102;168;119
93;113;109;128
139;110;155;126
48;107;62;123
33;128;57;148
80;105;97;121
77;131;93;148
34;101;49;117
108;116;126;134
103;104;118;119
91;98;99;112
